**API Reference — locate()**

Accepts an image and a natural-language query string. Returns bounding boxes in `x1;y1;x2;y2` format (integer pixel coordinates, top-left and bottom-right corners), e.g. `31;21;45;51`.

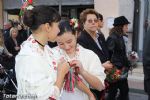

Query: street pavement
128;62;148;100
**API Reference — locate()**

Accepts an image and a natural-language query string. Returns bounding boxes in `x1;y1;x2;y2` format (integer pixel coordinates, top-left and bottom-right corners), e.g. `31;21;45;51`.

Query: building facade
2;0;94;22
1;0;150;60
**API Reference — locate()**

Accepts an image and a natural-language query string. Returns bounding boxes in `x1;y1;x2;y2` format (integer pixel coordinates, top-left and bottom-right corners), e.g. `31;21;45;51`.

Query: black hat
113;16;130;26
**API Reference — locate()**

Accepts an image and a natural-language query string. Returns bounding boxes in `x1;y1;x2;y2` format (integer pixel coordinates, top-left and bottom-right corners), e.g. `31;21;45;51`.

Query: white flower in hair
70;18;79;29
26;5;34;10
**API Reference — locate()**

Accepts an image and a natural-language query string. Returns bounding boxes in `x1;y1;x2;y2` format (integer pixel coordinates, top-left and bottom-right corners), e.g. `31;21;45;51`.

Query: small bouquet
128;51;139;62
105;66;129;83
105;67;121;83
128;51;139;68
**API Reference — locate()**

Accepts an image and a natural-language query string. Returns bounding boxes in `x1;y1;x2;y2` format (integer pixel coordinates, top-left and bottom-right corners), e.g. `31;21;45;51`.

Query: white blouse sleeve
15;56;60;100
85;51;106;88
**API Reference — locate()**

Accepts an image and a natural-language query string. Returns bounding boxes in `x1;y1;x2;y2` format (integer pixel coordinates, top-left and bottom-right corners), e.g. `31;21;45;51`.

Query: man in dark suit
78;9;113;100
143;27;150;100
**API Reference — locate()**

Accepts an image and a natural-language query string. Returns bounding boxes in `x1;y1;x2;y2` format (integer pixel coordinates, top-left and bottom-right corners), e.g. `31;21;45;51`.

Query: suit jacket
77;30;109;63
143;27;150;94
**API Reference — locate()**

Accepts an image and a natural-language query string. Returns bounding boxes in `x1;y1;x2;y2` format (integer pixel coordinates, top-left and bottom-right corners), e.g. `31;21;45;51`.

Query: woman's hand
15;46;20;51
55;58;70;90
89;95;96;100
57;58;70;76
69;60;85;75
8;53;13;58
102;61;113;70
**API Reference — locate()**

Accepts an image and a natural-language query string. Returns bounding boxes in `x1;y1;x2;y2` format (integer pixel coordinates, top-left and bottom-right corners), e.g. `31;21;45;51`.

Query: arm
82;52;106;91
55;59;70;90
80;69;105;91
77;80;95;100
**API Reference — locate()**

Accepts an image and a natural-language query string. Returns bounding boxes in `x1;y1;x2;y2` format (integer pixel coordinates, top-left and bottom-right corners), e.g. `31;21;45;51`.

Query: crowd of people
0;5;135;100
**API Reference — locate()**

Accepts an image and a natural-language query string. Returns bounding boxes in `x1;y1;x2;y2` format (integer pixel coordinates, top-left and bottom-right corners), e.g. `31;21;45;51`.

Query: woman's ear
44;23;51;32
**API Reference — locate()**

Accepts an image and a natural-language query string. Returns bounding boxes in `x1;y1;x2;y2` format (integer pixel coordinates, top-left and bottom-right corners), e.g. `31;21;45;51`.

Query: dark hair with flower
58;19;80;36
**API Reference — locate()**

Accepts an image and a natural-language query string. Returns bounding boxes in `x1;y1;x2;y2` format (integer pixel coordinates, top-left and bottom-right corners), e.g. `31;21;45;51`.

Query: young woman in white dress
15;6;70;100
55;20;106;100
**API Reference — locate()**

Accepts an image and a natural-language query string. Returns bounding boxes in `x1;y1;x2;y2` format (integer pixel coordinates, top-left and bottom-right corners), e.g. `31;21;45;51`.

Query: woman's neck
67;52;76;59
32;32;48;49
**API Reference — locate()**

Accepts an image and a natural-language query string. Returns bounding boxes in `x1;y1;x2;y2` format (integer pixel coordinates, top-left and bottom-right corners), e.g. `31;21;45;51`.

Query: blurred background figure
106;16;131;100
78;9;113;100
143;27;150;100
0;29;13;68
3;20;14;41
5;27;20;57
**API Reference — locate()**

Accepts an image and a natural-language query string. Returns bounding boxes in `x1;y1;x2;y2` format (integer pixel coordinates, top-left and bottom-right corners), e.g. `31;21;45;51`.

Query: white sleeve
15;56;60;100
87;52;106;87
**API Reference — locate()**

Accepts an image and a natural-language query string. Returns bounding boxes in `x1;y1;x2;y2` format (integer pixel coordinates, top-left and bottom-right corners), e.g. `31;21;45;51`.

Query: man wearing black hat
106;16;130;100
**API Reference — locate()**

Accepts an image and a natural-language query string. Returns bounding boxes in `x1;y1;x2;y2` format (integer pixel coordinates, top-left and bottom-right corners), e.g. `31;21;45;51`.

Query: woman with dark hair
106;16;131;100
55;20;105;100
15;6;70;100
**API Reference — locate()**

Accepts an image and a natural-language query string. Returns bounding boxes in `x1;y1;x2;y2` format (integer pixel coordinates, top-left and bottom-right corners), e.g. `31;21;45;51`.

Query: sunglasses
87;19;98;23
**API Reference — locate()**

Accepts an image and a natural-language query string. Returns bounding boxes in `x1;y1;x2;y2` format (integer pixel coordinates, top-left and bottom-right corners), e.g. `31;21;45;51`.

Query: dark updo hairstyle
23;5;61;30
58;20;79;36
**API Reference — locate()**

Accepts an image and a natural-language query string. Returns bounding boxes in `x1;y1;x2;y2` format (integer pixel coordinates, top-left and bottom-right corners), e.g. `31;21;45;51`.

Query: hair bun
23;10;34;28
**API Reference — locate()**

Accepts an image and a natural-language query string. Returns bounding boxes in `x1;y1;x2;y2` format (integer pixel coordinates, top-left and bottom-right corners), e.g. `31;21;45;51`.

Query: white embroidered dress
15;35;60;100
54;44;106;100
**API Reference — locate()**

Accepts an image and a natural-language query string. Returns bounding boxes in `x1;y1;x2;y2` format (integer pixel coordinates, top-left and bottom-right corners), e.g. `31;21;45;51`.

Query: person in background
17;23;28;44
3;20;13;41
5;27;20;57
143;27;150;100
97;13;114;99
78;9;113;100
0;29;17;95
15;5;70;100
106;16;131;100
55;20;105;100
